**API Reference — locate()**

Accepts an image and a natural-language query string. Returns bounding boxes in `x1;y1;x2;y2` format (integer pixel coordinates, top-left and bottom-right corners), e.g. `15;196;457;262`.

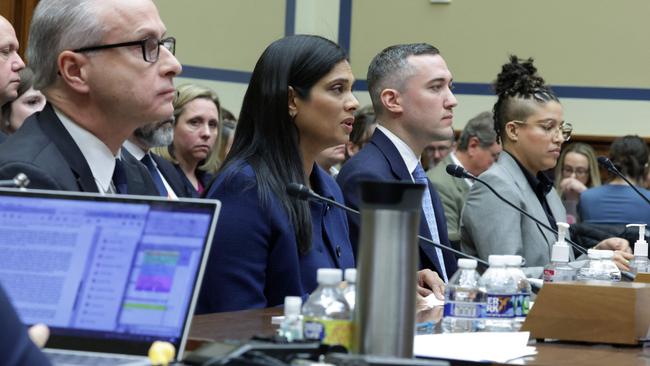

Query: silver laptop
0;188;220;365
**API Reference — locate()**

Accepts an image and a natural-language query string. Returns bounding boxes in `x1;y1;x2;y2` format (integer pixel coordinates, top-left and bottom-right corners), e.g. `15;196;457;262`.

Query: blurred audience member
421;133;455;170
316;144;346;176
428;111;500;244
213;107;236;167
553;142;601;223
579;135;650;225
155;84;220;197
1;67;45;135
344;105;377;161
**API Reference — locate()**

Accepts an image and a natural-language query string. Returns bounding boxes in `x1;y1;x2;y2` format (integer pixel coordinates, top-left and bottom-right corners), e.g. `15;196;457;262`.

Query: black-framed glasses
73;37;176;63
511;120;573;142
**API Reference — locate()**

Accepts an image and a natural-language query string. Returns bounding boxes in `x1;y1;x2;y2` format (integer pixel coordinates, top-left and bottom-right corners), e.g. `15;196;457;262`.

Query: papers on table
414;331;537;364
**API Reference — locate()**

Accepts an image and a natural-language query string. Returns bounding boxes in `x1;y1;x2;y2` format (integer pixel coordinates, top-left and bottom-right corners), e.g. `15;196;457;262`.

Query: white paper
414;331;537;363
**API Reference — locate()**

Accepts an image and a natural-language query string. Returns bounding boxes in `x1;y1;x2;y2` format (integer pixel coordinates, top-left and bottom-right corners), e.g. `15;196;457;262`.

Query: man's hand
594;237;633;271
28;323;49;348
417;269;445;300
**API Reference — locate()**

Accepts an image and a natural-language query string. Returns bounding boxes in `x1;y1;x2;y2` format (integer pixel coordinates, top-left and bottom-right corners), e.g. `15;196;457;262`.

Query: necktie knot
412;163;428;183
141;154;168;197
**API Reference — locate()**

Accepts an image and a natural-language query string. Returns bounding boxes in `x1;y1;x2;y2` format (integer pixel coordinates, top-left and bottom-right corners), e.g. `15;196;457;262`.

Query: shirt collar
507;151;553;195
450;152;473;187
55;108;118;193
123;140;147;161
376;124;420;179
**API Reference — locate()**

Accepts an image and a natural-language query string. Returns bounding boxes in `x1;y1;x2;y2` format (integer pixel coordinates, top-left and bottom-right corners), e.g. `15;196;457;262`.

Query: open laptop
0;188;220;365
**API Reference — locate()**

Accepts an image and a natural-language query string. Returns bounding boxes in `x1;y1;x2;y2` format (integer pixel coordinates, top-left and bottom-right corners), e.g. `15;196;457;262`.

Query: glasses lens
161;38;175;55
143;38;159;62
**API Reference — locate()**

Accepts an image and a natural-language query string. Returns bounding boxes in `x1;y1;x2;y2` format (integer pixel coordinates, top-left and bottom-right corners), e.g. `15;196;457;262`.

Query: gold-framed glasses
511;120;573;142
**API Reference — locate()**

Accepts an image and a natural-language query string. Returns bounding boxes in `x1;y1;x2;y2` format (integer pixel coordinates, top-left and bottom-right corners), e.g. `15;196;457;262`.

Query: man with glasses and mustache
0;0;182;194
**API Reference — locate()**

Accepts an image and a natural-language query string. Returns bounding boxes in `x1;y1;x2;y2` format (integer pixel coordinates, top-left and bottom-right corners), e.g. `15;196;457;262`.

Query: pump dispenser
628;224;648;274
543;222;576;282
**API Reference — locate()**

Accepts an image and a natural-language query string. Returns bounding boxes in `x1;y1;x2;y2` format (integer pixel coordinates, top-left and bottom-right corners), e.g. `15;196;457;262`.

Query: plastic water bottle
480;255;516;332
503;255;531;331
628;224;648;274
302;268;352;349
577;249;621;282
441;258;486;333
277;296;303;342
341;268;356;312
543;222;577;282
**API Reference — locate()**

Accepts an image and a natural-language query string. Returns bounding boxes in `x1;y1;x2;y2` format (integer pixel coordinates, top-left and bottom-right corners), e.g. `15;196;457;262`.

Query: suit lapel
37;104;98;192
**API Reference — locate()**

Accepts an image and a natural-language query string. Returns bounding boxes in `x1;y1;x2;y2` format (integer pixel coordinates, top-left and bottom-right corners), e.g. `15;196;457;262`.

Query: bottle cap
503;255;523;267
588;249;613;259
284;296;302;316
488;255;507;266
627;224;648;257
458;258;477;269
317;268;342;285
344;268;357;283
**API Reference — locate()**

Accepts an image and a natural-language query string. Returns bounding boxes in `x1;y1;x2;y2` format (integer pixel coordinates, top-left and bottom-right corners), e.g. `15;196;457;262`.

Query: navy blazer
173;164;214;198
337;129;458;277
0;103;158;195
0;284;51;365
197;162;355;313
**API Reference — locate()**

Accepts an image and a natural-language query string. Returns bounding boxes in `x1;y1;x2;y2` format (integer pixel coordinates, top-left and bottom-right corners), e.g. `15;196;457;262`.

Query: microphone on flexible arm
286;182;489;267
597;156;650;206
446;164;635;281
0;173;30;188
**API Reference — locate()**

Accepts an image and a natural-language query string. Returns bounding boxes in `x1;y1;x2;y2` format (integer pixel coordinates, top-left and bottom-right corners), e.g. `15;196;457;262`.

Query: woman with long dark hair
197;35;359;313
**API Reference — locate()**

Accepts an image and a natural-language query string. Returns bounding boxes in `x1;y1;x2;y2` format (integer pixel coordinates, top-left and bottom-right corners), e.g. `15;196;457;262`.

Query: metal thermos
353;180;424;357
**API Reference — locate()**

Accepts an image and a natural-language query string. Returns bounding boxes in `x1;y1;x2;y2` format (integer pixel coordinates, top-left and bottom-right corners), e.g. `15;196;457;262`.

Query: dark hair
457;111;497;151
609;135;649;183
492;56;559;144
218;35;348;255
366;43;439;117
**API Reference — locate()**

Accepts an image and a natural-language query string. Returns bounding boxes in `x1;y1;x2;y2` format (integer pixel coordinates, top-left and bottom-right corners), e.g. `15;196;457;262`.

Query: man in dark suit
337;43;458;296
0;0;182;194
123;117;193;198
0;15;26;145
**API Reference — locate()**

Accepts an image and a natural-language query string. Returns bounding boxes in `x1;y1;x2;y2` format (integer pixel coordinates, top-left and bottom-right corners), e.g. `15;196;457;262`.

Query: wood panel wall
0;0;39;61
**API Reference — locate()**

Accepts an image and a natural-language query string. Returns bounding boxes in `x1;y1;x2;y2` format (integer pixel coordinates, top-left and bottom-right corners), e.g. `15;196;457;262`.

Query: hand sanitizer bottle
543;222;577;282
628;224;648;274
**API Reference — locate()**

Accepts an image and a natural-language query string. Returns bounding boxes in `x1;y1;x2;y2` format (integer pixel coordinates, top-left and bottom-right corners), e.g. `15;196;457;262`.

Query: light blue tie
412;163;448;282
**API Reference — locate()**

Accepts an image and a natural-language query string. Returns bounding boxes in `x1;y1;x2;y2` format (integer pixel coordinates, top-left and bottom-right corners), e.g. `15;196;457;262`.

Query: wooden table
188;307;650;366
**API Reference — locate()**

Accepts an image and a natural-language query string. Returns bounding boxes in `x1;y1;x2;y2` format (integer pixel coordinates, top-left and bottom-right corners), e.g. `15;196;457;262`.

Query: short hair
349;105;376;147
553;142;601;190
154;84;222;172
366;43;439;116
27;0;107;90
456;111;497;151
492;56;559;144
609;135;649;182
1;67;37;133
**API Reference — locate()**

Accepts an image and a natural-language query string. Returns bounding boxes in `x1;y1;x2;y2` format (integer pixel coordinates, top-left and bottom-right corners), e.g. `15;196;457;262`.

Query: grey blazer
460;152;570;274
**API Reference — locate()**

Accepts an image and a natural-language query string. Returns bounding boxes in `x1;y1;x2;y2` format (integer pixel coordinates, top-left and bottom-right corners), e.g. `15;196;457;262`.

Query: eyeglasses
73;37;176;63
510;120;573;142
562;166;589;177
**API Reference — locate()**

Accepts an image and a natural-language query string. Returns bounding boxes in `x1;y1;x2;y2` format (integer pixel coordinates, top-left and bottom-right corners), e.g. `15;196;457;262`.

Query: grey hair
366;43;439;117
27;0;107;90
457;111;498;151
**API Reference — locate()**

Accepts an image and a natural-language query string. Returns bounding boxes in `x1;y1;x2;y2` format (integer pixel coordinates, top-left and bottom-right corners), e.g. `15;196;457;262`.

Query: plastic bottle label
514;294;530;316
303;317;352;349
485;294;515;318
443;301;484;318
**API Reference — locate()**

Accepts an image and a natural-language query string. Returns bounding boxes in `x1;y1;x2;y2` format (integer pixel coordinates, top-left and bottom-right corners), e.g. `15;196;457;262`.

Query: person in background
460;56;631;277
1;67;46;135
421;134;455;170
553;142;601;224
197;35;358;313
579;135;650;226
315;144;346;176
214;107;236;165
155;84;220;197
427;111;501;246
343;105;377;161
0;15;26;143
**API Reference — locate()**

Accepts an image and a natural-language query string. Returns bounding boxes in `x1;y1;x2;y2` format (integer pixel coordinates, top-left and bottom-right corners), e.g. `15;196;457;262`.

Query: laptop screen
0;189;219;356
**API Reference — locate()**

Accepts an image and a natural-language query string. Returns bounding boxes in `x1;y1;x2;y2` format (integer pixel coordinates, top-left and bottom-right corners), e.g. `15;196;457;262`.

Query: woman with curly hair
460;56;631;276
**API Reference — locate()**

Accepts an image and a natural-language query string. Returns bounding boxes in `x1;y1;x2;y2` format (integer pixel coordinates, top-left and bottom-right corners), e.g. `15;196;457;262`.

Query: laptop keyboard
46;350;148;365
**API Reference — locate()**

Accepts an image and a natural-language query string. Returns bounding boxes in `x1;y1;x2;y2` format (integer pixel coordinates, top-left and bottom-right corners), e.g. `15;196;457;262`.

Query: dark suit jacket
197;162;355;313
173;164;214;198
151;154;193;198
0;103;157;195
337;129;458;277
0;284;51;365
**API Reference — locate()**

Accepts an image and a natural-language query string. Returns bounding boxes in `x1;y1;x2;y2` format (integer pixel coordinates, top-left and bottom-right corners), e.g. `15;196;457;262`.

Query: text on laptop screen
0;195;213;344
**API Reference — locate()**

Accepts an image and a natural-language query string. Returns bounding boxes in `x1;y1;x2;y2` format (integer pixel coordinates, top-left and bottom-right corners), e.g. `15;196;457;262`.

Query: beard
134;118;174;148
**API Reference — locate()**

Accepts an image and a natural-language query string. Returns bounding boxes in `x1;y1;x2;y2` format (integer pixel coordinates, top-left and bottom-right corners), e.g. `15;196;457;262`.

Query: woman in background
343;104;377;161
553;142;601;223
155;84;220;197
1;67;46;135
212;107;237;167
197;35;358;313
579;135;650;225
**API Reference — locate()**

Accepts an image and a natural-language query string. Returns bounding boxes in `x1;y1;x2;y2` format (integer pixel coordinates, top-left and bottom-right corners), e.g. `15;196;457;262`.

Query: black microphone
0;173;30;188
446;164;636;281
286;182;489;267
597;156;650;206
